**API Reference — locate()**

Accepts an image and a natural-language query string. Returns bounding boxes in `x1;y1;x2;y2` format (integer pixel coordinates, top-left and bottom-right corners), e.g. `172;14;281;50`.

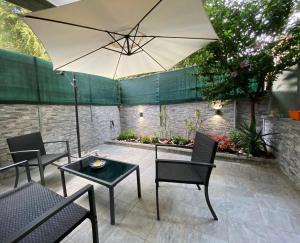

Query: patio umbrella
23;0;218;157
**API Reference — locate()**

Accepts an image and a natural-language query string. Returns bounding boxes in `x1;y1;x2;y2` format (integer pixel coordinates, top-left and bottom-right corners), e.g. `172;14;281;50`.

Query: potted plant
289;110;300;121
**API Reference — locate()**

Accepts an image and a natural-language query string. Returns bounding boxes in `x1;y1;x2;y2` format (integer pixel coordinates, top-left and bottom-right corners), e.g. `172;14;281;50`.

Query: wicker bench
0;161;99;243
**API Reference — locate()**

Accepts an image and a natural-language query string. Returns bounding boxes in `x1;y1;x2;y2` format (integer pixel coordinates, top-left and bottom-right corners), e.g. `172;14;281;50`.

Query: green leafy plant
184;108;202;139
0;1;49;59
141;135;151;144
236;122;277;157
178;137;189;145
228;130;242;149
171;136;189;145
151;134;159;144
118;129;137;140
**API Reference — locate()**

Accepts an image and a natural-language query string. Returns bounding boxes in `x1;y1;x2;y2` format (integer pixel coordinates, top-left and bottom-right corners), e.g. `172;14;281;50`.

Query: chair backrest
7;132;46;163
191;132;218;184
191;132;218;163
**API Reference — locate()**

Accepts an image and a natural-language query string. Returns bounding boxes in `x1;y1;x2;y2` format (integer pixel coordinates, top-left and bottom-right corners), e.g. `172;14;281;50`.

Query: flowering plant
207;133;236;153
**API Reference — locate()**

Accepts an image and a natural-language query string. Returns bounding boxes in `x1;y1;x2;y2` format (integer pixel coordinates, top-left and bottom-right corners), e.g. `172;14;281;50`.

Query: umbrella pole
73;73;82;158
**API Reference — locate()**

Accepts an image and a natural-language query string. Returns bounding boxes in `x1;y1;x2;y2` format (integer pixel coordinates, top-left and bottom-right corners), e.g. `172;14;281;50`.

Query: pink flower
240;60;249;68
230;71;238;78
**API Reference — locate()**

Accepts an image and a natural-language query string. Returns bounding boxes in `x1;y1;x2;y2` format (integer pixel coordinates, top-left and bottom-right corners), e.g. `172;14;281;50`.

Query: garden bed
105;140;277;166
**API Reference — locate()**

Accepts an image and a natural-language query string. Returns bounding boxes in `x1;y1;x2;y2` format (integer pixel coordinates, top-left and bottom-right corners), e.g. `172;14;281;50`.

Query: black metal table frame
59;157;141;225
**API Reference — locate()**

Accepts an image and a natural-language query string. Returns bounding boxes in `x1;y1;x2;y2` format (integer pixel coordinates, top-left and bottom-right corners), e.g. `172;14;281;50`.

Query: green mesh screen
1;49;209;106
89;75;120;105
120;75;159;105
120;67;201;105
158;67;199;104
0;49;39;103
0;49;120;105
36;59;75;104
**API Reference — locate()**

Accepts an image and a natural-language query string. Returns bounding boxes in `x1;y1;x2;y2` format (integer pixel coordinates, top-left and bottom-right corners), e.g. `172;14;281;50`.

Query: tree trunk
250;100;256;128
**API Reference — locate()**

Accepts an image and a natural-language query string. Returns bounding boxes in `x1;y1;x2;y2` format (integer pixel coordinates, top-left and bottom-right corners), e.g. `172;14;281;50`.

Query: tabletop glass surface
64;156;135;183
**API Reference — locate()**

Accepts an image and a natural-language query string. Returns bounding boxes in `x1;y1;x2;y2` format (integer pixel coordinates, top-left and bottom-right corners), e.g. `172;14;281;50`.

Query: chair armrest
10;150;42;167
0;160;31;184
43;140;68;144
10;150;40;154
155;144;193;149
156;159;216;168
0;160;29;172
155;144;193;159
8;184;95;243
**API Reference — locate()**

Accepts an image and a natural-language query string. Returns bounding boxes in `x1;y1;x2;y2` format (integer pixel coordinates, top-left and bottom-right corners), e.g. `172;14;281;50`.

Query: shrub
151;135;159;144
141;135;151;144
236;122;277;157
171;136;180;145
118;129;137;140
171;136;189;145
208;134;235;153
228;130;242;148
178;137;189;145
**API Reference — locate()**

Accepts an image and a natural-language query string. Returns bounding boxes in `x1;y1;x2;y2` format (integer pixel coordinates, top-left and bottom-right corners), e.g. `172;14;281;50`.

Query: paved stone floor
1;144;300;243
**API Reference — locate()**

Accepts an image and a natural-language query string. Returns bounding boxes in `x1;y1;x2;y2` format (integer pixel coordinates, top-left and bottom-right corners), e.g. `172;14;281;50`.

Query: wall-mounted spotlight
139;112;144;118
215;109;222;115
210;100;224;115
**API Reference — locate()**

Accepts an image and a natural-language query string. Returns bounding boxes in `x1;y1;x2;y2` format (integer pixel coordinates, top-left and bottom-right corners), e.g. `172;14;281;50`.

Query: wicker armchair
0;161;99;243
155;132;218;220
7;132;71;186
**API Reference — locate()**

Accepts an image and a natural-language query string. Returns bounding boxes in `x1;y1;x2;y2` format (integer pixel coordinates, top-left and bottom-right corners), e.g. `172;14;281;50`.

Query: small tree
184;108;202;139
180;0;299;130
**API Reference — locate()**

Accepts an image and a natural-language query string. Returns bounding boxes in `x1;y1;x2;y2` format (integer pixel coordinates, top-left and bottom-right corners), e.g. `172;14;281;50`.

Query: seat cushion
157;162;206;184
0;182;88;243
28;153;67;166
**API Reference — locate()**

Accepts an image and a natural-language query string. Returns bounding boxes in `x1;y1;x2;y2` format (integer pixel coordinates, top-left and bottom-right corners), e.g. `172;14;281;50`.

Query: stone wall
0;104;120;169
119;98;270;137
265;118;300;189
119;105;160;136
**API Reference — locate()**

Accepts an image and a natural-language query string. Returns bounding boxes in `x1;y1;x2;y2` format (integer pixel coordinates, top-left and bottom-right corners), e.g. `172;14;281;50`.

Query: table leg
109;187;115;225
136;166;141;198
60;170;67;197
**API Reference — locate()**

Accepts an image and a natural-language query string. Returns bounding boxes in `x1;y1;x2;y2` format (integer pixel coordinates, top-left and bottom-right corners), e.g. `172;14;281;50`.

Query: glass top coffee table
59;156;141;225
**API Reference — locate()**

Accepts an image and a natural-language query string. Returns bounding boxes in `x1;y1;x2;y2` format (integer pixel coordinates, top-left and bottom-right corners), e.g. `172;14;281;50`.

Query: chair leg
91;217;99;243
14;166;19;188
196;184;201;190
38;164;46;186
156;181;160;220
88;186;99;243
67;141;71;164
204;185;218;220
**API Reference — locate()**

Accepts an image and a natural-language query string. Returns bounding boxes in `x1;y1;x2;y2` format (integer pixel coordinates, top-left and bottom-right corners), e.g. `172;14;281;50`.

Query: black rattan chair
7;132;71;186
0;161;99;243
155;132;218;221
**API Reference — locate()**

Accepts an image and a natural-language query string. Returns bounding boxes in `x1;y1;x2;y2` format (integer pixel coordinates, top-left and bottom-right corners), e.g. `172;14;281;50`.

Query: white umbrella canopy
24;0;218;79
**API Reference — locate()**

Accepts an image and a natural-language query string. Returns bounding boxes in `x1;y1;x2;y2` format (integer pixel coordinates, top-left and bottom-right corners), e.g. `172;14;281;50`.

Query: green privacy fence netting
0;49;207;106
0;49;120;105
120;67;203;105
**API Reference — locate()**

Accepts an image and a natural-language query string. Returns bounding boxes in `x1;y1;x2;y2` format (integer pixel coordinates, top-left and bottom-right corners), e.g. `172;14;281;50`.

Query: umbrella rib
113;40;127;79
55;37;125;70
129;37;166;71
128;0;162;35
131;37;156;55
107;32;126;53
130;24;140;51
24;15;125;37
134;35;218;40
